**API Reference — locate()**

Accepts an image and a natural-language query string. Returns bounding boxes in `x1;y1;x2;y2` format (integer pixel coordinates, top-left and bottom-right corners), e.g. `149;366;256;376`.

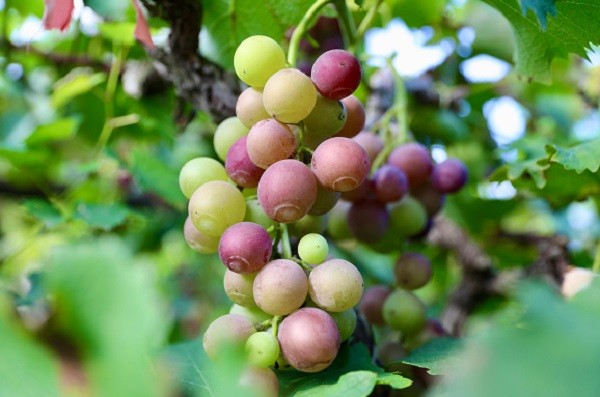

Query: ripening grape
327;201;353;240
226;136;265;188
179;157;228;199
183;217;220;254
340;178;372;202
218;222;272;274
244;198;277;231
359;285;392;325
236;87;271;128
394;252;433;290
214;116;250;161
234;35;286;88
308;258;363;312
347;200;389;243
388;196;428;237
373;165;408;203
239;366;279;397
202;314;256;359
230;304;271;324
277;307;340;372
311;50;361;100
246;119;297;169
303;93;347;137
431;158;468;193
253;259;308;316
224;270;257;308
188;180;246;237
298;233;329;264
352;131;384;163
334;95;365;139
411;182;445;217
308;183;340;216
289;214;328;237
329;308;357;342
263;68;317;123
257;159;317;223
245;331;280;368
382;289;427;335
387;143;433;188
311;137;370;192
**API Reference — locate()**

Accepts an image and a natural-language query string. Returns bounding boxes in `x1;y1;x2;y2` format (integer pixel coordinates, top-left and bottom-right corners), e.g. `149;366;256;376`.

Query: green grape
234;35;286;88
179;157;228;198
382;289;426;335
308;259;363;312
263;68;317;124
329;309;357;342
289;214;327;237
303;93;347;138
214;116;249;161
230;303;272;324
245;331;281;367
388;195;428;237
298;233;329;265
327;201;353;240
188;180;246;236
245;198;277;232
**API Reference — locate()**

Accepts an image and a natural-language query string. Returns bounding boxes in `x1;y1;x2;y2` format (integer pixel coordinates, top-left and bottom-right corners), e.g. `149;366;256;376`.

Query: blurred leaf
51;70;106;109
388;0;446;28
84;0;130;21
402;338;464;375
546;137;600;173
25;117;80;146
99;22;137;46
519;0;557;29
130;150;186;209
75;202;130;230
483;0;600;81
23;199;63;227
278;342;411;396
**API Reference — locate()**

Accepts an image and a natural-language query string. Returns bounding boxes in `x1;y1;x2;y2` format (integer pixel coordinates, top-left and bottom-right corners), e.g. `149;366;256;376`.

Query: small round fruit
431;158;468;193
334;95;365;138
229;304;271;324
311;137;370;192
263;68;318;123
329;309;357;342
213;117;249;161
183;217;220;254
224;270;257;307
359;285;391;325
234;35;286;88
247;119;297;169
311;50;361;100
382;289;427;335
245;332;281;368
298;233;329;265
203;314;256;359
308;258;363;312
239;366;279;397
179;157;228;199
218;222;272;274
387;143;433;188
188;180;246;237
394;252;433;290
236;87;271;128
225;136;265;188
253;259;308;316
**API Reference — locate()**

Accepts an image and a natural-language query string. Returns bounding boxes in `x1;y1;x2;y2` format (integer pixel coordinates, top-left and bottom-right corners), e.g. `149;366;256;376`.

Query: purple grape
340;178;372;202
431;158;468;193
311;50;361;100
218;222;272;274
372;164;408;203
226;136;265;188
387;143;433;188
394;252;433;290
347;200;389;243
359;285;392;325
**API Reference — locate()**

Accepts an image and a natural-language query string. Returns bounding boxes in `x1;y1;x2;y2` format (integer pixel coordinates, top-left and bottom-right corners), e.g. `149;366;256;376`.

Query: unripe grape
236;87;270;128
218;222;272;274
334;95;365;138
253;259;308;316
225;136;265;188
394;252;433;290
263;68;317;124
202;314;256;359
359;285;392;325
311;50;361;100
382;289;427;335
311;137;370;192
347;200;389;243
245;332;280;368
188;180;246;237
309;258;363;312
247;119;297;169
373;164;408;203
329;309;357;342
183;217;220;254
431;158;468;193
239;366;279;397
277;307;340;372
224;270;257;307
213;117;249;161
257;159;317;223
387;143;433;188
352;131;384;163
303;93;347;137
327;201;353;240
244;198;277;231
179;157;228;199
289;214;328;236
308;183;340;216
234;35;286;88
298;233;329;265
388;196;428;237
230;304;271;324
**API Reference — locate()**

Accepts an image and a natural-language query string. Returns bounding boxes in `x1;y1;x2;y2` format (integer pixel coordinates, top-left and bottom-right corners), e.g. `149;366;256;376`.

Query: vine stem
280;223;293;259
287;0;333;67
593;240;600;273
333;0;357;49
354;0;383;46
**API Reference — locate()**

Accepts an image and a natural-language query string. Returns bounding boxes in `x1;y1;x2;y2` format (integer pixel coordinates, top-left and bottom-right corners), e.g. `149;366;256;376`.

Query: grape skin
229;304;271;324
347;200;389;243
303;93;347;137
352;131;384;163
329;308;357;342
236;87;270;128
298;233;329;265
308;258;363;312
188;180;246;237
334;95;365;139
311;137;370;192
388;195;428;237
387;143;433;188
245;331;281;368
359;285;392;325
382;289;427;335
234;35;286;88
224;270;257;308
373;165;408;203
253;259;308;316
394;252;433;290
225;136;265;188
219;222;272;274
239;366;279;397
431;158;468;193
308;183;340;216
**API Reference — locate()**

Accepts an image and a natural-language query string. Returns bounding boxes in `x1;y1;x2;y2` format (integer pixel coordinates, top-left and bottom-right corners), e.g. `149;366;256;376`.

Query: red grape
311;137;370;192
431;158;468;193
226;136;265;188
311;50;361;100
218;222;272;274
387;143;433;188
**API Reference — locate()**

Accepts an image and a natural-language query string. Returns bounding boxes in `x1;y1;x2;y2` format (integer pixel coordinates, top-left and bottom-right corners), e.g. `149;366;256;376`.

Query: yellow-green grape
224;270;257;308
237;87;271;128
213;117;249;161
303;93;347;139
388;196;428;237
308;258;363;312
245;331;281;368
245;198;277;232
230;303;271;324
329;309;357;342
234;35;286;88
263;68;317;124
382;289;426;335
188;180;246;236
183;217;220;254
179;157;228;198
202;314;256;359
298;233;329;265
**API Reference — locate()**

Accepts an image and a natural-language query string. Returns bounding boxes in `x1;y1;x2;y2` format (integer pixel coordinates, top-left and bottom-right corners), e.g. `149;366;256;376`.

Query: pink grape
387;143;433;188
352;131;384;163
225;136;265;188
334;95;365;139
247;118;297;169
311;50;361;100
218;222;272;274
253;259;308;316
431;158;468;193
311;137;370;192
372;164;408;203
183;217;220;254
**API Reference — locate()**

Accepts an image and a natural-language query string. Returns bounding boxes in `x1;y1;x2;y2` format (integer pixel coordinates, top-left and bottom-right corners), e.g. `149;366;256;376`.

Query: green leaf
546;137;600;173
51;70;106;109
201;0;314;68
278;343;411;396
75;202;130;230
519;0;557;29
483;0;600;82
84;0;130;21
25;117;80;146
130;150;186;209
23;199;63;227
402;338;464;376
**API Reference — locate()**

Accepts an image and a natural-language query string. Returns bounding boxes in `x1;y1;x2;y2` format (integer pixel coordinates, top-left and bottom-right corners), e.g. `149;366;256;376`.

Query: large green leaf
75;202;130;230
25;117;80;146
51;70;106;109
546;137;600;174
200;0;314;68
483;0;600;81
519;0;557;29
402;338;464;376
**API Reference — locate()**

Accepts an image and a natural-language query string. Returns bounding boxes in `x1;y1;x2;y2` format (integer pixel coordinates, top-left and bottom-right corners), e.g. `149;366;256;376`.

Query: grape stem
287;0;333;67
271;316;282;336
353;0;383;47
333;0;357;49
292;257;313;273
280;223;293;259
